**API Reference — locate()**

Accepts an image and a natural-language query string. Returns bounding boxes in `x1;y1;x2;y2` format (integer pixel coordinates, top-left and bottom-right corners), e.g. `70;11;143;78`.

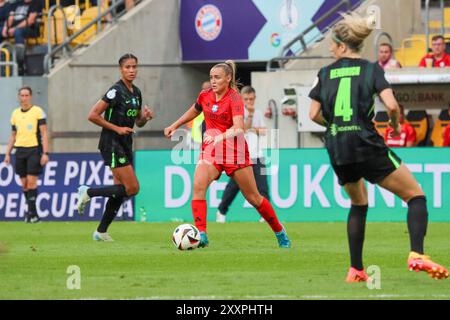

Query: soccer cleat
408;252;448;280
76;185;90;215
275;226;291;248
346;267;369;283
93;230;114;242
29;215;41;223
258;217;265;223
198;231;209;248
216;211;226;223
24;213;31;223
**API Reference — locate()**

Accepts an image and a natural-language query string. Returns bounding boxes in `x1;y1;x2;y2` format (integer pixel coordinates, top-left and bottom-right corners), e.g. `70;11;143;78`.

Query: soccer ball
172;224;201;250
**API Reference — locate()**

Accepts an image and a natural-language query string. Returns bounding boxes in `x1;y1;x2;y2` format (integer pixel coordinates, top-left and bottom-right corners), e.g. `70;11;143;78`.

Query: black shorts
100;147;133;169
332;150;402;186
15;147;43;177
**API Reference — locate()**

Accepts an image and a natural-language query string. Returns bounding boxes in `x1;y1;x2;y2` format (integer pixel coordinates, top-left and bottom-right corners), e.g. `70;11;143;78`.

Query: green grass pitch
0;222;448;300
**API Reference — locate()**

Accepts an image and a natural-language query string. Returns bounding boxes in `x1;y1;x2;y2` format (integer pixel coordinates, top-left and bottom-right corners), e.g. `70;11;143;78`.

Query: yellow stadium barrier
1;48;11;78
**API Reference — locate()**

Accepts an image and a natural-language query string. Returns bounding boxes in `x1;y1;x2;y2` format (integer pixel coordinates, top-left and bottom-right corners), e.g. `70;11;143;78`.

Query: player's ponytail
332;12;373;52
224;60;238;91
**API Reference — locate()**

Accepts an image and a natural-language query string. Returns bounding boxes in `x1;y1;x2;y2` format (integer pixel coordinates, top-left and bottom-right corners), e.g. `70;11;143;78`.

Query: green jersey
99;80;142;153
309;58;391;165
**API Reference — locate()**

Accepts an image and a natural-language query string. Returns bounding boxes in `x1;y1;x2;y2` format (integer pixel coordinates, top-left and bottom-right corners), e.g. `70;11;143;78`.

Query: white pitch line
73;293;450;300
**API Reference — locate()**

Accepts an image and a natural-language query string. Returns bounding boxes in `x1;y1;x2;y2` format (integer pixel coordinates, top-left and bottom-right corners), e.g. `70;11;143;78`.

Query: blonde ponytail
332;12;373;52
224;60;238;91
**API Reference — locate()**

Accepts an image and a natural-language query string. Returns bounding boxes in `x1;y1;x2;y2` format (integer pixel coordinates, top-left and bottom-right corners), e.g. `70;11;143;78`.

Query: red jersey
419;53;450;68
196;88;244;134
195;88;251;175
443;125;450;147
384;122;416;147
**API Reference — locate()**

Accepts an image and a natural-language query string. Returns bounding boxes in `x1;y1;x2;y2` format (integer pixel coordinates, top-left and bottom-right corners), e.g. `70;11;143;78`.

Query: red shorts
199;142;252;178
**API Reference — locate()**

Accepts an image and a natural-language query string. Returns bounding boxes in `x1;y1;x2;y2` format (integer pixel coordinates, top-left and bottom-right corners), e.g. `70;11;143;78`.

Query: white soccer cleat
93;230;114;242
259;217;265;223
216;210;226;223
76;185;90;215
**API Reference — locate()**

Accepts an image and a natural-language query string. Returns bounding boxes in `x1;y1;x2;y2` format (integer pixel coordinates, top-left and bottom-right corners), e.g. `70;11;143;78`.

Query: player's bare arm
88;99;134;136
309;99;327;126
3;130;16;165
136;105;154;128
379;88;401;136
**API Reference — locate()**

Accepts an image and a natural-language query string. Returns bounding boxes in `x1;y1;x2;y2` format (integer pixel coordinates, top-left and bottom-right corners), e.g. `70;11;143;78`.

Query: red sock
257;198;282;233
191;200;207;233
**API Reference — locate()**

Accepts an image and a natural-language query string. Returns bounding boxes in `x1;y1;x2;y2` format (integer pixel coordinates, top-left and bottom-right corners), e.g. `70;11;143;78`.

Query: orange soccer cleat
345;267;369;283
408;252;449;280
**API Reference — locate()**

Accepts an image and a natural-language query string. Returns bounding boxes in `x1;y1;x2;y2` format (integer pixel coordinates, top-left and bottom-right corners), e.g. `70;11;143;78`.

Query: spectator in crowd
384;104;416;147
2;0;42;45
125;0;134;11
216;86;269;223
419;35;450;68
443;105;450;147
2;0;42;74
0;0;12;43
378;43;402;70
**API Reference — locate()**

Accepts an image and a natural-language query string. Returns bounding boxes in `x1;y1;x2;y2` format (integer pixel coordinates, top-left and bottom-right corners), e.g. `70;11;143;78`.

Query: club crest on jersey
212;104;219;113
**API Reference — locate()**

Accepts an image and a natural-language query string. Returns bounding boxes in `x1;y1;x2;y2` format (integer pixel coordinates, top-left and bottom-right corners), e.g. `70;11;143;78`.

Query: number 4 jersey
309;58;391;166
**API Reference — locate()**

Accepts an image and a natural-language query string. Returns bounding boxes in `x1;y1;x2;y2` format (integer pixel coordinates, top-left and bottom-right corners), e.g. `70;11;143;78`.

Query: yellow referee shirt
10;106;47;148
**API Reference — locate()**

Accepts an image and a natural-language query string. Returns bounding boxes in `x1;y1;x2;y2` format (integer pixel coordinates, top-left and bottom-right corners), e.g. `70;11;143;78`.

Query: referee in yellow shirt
3;86;49;223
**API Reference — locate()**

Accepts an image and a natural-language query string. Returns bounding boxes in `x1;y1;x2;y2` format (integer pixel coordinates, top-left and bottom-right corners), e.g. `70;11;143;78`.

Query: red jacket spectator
419;53;450;68
443;125;450;147
419;35;450;68
385;122;417;147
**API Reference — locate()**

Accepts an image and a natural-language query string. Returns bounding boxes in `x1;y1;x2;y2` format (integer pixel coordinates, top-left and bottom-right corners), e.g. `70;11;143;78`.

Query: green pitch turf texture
0;222;448;300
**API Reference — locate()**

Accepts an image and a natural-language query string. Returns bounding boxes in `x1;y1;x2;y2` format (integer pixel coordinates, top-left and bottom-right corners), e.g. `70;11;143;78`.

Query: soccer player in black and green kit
76;53;154;241
309;13;448;282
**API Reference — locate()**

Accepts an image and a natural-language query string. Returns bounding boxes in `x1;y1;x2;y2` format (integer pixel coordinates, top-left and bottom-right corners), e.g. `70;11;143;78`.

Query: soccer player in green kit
76;54;154;241
308;13;448;282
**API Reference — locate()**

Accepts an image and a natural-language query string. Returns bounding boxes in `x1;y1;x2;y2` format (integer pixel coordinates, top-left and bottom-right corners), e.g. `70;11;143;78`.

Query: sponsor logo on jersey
127;109;139;117
330;123;362;136
195;4;222;41
212;104;219;113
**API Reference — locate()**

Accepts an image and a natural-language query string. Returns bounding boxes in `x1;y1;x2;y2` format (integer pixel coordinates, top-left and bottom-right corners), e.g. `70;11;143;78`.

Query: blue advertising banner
0;153;134;221
180;0;363;62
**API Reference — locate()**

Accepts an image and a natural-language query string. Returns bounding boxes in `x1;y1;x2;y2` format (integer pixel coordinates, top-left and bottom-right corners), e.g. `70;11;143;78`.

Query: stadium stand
430;108;450;146
374;111;390;137
406;110;431;146
0;0;130;76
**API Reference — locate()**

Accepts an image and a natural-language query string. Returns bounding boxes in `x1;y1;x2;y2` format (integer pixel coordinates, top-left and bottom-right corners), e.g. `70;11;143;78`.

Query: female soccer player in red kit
164;60;291;248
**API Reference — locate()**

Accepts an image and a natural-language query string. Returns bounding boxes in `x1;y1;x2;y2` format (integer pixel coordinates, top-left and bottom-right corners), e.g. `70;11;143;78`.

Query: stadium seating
70;6;107;46
406;110;430;146
395;35;428;67
430;109;450;147
374;111;390;137
40;8;66;45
